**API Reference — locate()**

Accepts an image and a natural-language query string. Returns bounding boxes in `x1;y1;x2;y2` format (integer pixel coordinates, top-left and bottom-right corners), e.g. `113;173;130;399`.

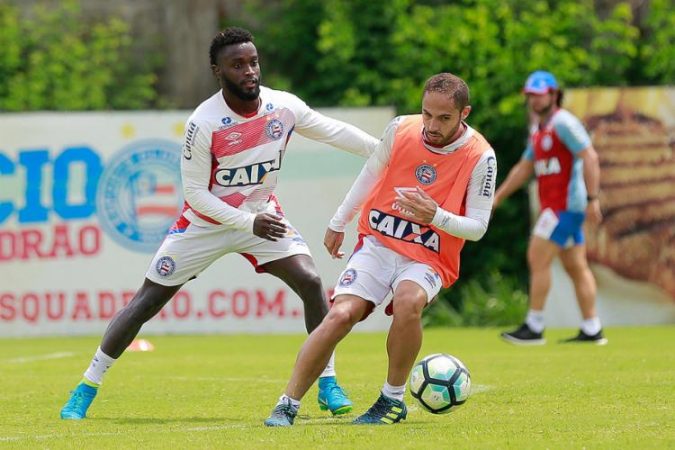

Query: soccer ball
409;353;471;414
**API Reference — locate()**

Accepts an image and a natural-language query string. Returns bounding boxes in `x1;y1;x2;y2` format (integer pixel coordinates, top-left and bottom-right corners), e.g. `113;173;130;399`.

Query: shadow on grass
92;417;229;425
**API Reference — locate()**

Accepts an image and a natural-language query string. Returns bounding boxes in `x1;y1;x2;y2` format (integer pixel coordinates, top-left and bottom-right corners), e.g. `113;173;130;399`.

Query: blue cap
523;70;559;94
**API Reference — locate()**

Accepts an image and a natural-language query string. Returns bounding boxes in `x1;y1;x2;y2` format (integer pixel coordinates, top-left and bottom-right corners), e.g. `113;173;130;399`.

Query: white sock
581;317;602;336
525;309;545;333
83;347;116;385
278;394;300;409
382;382;406;402
319;352;336;378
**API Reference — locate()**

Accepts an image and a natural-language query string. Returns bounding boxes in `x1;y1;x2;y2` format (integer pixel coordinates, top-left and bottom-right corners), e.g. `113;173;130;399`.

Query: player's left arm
286;93;379;157
577;145;602;224
554;114;602;225
395;149;496;241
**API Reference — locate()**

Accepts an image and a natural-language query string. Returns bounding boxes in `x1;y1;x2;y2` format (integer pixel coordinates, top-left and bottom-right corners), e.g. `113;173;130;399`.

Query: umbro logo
226;132;243;146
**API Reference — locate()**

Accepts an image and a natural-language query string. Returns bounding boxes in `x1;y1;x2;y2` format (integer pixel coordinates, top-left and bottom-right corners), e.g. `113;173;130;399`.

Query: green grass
1;327;673;449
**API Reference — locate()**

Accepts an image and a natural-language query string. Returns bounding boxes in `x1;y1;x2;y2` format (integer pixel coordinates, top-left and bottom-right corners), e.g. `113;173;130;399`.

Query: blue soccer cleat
353;392;407;425
60;381;98;420
317;376;353;415
264;398;298;427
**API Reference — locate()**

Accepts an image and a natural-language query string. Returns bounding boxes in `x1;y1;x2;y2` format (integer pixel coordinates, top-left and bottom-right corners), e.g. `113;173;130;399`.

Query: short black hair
209;27;254;66
423;73;470;109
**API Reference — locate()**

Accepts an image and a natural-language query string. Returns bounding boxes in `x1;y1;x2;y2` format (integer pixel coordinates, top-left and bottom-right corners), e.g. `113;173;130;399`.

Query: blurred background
1;0;673;337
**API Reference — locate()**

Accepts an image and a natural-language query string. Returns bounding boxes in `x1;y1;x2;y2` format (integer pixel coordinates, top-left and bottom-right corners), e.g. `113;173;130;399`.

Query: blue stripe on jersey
522;141;534;161
553;110;591;154
553;110;591;212
566;157;587;212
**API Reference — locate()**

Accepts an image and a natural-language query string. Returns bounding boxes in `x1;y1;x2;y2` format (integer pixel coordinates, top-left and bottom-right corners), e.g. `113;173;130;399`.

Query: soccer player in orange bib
265;73;497;426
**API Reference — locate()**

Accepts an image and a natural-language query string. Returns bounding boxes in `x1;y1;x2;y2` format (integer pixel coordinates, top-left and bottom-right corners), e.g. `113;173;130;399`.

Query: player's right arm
181;119;256;231
324;117;400;258
493;146;534;209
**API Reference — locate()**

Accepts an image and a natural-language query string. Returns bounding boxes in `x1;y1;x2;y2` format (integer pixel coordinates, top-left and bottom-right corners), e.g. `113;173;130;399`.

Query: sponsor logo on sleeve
183;121;199;160
480;156;496;197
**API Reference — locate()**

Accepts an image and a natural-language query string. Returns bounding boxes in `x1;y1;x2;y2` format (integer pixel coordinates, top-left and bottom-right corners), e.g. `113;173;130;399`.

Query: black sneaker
500;323;546;345
560;329;608;345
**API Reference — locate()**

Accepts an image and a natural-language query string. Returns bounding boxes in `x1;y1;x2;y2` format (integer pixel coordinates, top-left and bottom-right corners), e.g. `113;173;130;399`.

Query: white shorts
145;215;311;286
332;235;442;307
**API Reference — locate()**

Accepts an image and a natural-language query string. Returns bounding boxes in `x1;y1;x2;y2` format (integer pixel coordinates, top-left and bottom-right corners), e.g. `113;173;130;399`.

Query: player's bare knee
393;294;425;320
526;249;539;270
325;306;358;332
296;272;324;302
565;263;589;282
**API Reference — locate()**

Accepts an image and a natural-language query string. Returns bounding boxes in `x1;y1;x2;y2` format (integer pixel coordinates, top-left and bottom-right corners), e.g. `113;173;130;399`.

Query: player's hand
586;199;602;226
253;213;287;241
394;187;437;224
324;228;345;259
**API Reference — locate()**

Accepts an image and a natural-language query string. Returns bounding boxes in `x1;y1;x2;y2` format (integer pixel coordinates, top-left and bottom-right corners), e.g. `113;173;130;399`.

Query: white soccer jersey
177;86;379;232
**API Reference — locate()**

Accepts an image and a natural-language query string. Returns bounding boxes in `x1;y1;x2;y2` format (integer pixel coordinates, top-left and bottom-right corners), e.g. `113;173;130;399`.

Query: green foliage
639;0;675;82
236;0;672;326
455;271;529;326
0;1;157;111
424;271;528;327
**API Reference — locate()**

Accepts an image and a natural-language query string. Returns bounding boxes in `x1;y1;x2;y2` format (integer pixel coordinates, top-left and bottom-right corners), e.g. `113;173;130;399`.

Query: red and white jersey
175;86;379;232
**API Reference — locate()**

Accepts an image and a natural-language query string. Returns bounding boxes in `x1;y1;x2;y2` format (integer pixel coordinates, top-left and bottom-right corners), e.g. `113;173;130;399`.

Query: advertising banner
0;108;394;336
543;87;675;325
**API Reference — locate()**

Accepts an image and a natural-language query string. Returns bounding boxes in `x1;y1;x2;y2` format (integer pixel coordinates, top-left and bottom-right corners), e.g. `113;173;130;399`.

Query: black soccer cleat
353;393;407;425
500;323;546;345
560;329;608;346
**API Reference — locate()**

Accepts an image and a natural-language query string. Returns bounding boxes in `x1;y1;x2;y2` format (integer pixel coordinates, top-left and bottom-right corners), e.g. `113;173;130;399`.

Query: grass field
1;327;673;449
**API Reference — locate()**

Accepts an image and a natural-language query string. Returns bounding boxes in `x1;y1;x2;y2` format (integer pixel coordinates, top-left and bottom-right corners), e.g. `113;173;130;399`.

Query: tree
0;1;157;111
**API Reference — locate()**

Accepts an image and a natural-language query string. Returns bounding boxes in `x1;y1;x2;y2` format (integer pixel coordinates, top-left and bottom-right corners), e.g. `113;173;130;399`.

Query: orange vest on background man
357;115;491;288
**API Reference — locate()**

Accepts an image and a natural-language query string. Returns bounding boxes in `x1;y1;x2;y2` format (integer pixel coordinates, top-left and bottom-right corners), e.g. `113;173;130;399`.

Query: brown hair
423;73;470;109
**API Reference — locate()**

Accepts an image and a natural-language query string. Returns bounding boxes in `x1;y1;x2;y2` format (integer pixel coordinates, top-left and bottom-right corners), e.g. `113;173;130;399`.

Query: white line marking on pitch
0;424;249;442
169;376;287;383
6;352;75;364
471;384;494;394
